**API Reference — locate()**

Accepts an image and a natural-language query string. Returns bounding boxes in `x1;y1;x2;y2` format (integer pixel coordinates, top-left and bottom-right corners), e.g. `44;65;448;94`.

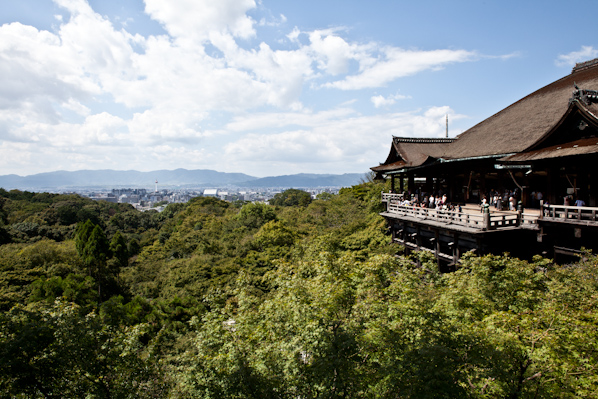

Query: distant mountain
0;169;257;190
238;173;365;188
0;169;366;190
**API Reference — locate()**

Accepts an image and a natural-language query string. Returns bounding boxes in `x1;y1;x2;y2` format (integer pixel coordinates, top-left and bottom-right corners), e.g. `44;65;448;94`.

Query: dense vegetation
0;184;597;398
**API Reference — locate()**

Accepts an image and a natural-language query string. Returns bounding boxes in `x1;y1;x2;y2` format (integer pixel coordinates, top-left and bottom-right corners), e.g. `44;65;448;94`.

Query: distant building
89;194;118;203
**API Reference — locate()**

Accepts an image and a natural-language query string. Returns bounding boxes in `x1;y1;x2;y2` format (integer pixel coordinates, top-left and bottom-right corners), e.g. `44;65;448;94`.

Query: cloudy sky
1;0;597;177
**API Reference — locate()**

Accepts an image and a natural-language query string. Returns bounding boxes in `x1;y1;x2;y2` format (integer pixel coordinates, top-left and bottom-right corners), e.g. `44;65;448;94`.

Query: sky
1;0;598;178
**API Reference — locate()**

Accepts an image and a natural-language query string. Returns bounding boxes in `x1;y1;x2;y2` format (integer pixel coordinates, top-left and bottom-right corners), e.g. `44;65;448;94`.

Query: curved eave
384;156;440;175
500;138;598;163
523;99;598;152
381;153;511;175
370;160;407;173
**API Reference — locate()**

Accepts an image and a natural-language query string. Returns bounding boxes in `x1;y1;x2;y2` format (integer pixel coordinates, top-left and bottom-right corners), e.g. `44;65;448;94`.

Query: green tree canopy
269;188;312;207
236;202;277;229
0;300;168;398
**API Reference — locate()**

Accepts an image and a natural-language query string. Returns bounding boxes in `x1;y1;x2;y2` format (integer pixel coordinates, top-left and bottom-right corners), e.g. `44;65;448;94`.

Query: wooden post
399;173;404;193
453;233;460;266
539;200;544;219
482;203;490;230
435;230;440;267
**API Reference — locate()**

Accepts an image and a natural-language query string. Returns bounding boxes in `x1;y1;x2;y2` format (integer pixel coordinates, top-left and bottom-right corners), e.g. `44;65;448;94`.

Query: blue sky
0;0;597;177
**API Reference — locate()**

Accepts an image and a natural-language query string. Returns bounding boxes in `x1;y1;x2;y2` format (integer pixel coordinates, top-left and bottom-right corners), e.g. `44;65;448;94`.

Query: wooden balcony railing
382;192;404;202
381;192;540;231
542;204;598;224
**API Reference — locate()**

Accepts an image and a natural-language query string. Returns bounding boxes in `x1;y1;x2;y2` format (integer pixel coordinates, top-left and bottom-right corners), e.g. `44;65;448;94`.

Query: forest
0;182;597;398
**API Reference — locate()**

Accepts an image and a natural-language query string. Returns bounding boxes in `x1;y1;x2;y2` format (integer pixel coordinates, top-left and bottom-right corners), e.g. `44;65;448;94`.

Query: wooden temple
372;58;598;268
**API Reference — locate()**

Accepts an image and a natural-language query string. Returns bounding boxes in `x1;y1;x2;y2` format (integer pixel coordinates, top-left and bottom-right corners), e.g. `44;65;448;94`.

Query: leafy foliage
269;188;312;207
0;300;169;398
1;182;598;397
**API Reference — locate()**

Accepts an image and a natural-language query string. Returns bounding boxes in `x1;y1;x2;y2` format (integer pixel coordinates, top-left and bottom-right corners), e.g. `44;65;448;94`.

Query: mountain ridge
0;169;366;190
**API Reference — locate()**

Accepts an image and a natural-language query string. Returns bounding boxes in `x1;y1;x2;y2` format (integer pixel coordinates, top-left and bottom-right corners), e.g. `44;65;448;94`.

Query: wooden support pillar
415;226;422;267
434;229;440;267
425;176;433;195
451;233;460;266
447;171;454;204
579;170;589;205
480;172;486;200
589;170;597;206
399;173;404;193
408;174;415;193
476;237;483;256
547;166;555;205
391;175;396;193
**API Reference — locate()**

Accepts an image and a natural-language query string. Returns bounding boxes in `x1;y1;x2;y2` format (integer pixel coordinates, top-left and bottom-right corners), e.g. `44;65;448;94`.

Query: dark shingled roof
371;137;455;172
500;137;598;162
441;60;598;160
372;59;598;173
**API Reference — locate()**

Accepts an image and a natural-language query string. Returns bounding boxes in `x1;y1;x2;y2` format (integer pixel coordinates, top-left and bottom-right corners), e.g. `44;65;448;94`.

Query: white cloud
325;47;477;90
287;26;301;43
284;27;477;90
128;106;208;145
143;0;257;44
225;107;356;132
61;98;91;116
0;0;483;176
371;93;409;108
258;14;287;27
307;28;372;75
556;46;598;67
0;142;36;173
0;22;99;121
208;32;314;109
223;106;466;175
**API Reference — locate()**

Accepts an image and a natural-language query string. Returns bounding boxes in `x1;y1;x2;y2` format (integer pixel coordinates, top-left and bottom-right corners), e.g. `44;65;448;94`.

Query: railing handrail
384;202;540;231
382;192;404;201
543;203;598;222
547;204;595;210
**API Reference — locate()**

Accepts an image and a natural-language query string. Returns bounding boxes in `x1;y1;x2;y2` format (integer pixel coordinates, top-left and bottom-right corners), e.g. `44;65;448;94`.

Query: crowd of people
391;191;462;212
390;188;589;213
482;189;521;211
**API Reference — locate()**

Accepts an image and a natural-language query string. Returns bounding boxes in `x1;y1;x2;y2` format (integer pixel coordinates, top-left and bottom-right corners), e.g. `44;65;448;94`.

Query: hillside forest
0;183;597;398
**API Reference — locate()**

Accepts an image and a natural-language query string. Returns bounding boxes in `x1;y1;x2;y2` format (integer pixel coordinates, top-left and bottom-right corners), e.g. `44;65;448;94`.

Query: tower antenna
445;114;449;138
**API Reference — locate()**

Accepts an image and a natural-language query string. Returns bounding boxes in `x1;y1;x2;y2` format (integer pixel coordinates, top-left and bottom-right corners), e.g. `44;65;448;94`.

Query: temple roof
372;58;598;174
371;137;454;172
441;59;598;160
499;137;598;162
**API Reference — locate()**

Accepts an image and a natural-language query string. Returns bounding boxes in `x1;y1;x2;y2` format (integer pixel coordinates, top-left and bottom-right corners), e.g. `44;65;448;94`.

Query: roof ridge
572;58;598;74
392;136;456;143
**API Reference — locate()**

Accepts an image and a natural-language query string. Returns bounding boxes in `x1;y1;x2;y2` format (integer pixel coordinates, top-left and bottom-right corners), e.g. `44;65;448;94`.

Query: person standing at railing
536;191;543;208
480;196;488;212
564;195;571;206
542;200;550;217
575;197;586;207
509;196;516;211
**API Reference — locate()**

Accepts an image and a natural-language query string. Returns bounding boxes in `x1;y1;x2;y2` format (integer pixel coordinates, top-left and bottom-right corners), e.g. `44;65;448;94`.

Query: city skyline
1;0;597;177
